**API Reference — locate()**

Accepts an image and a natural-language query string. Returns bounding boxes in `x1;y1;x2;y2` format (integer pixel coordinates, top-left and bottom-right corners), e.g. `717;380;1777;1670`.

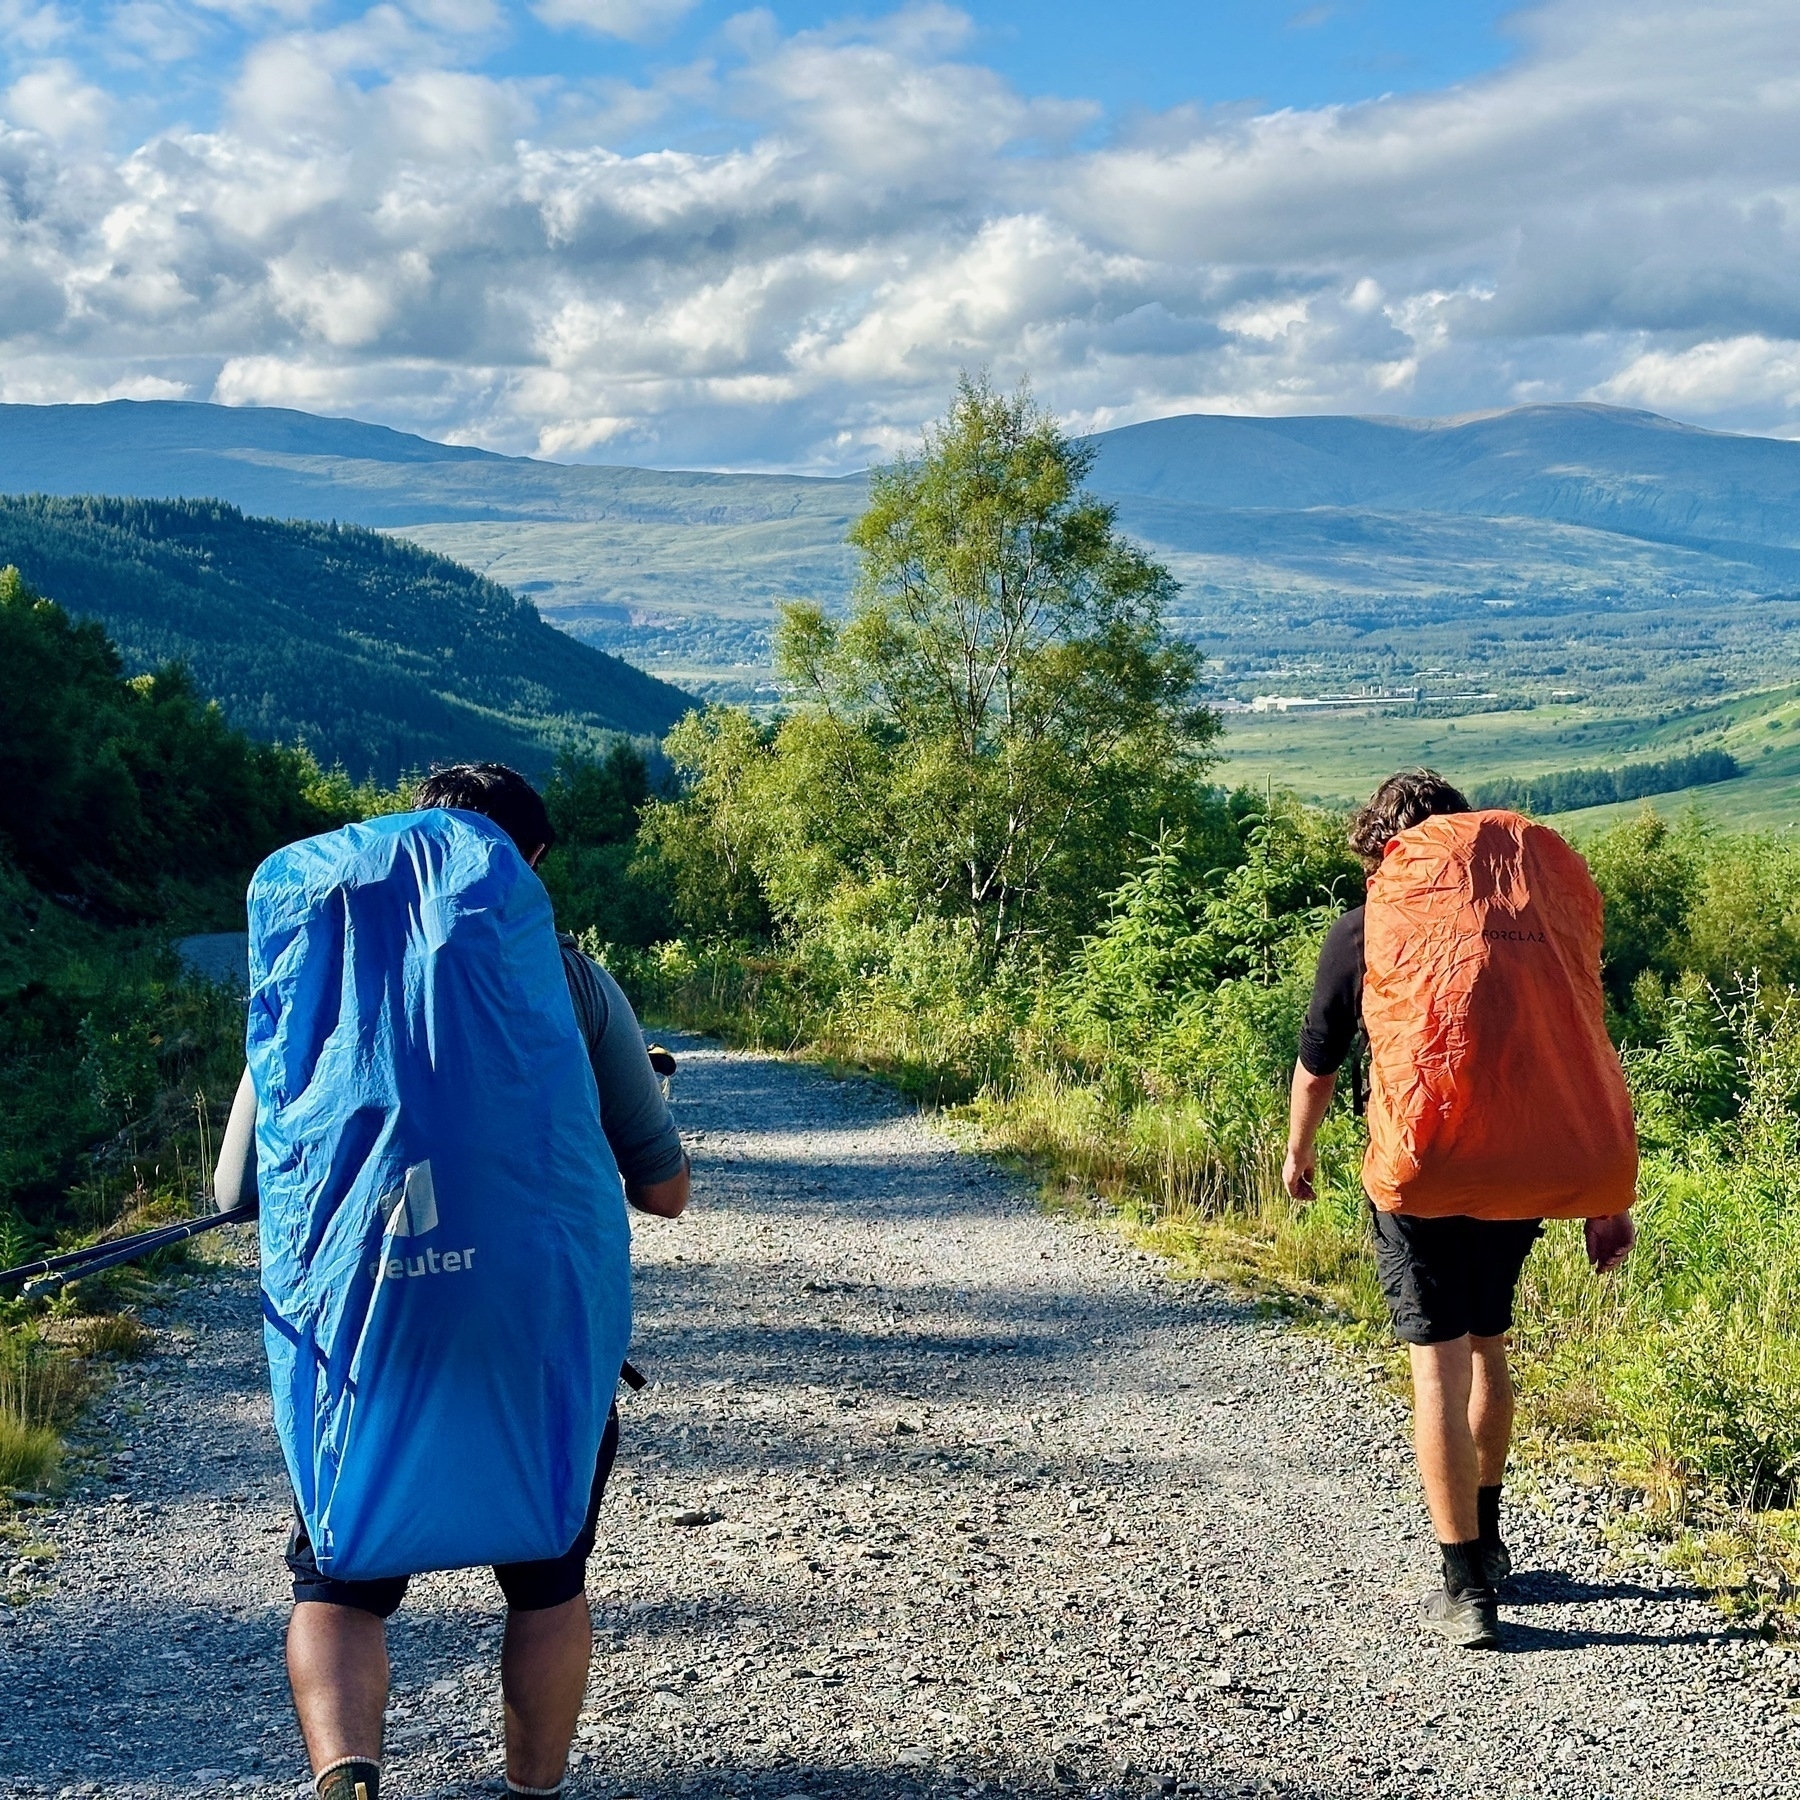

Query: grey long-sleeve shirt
214;939;684;1209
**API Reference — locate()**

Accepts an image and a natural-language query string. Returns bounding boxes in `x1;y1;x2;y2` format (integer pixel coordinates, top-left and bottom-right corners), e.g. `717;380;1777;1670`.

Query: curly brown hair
1347;768;1470;864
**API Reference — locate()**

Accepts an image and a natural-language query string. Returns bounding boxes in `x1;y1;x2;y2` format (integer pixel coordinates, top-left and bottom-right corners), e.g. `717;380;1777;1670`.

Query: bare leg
287;1603;388;1774
1408;1337;1480;1544
1468;1333;1515;1487
502;1594;592;1789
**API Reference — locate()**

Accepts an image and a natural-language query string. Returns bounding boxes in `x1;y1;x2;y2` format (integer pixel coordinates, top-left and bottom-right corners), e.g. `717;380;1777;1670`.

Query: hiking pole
0;1202;258;1299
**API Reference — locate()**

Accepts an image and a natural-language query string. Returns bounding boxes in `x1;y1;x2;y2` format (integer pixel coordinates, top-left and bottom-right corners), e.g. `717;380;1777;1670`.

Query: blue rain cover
247;808;631;1582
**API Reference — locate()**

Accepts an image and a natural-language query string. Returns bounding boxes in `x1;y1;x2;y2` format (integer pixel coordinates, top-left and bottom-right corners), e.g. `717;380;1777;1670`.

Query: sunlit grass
0;1413;59;1493
0;1340;88;1494
71;1313;153;1362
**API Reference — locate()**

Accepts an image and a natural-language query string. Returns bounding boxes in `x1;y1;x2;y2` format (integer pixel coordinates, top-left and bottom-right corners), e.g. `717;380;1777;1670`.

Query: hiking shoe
1419;1584;1501;1650
1481;1538;1513;1590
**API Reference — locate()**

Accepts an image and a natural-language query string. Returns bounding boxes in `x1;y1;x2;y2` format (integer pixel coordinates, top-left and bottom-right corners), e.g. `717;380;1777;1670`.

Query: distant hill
1085;404;1800;550
0;495;694;782
0;400;861;701
5;399;1800;705
0;399;860;528
1081;409;1800;714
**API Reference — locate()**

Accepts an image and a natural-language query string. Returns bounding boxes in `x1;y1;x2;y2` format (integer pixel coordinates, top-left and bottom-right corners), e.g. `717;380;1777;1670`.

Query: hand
1282;1143;1316;1204
1585;1210;1635;1273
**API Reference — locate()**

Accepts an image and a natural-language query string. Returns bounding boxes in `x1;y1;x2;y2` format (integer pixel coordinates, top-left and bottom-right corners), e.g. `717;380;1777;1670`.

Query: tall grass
0;1331;91;1492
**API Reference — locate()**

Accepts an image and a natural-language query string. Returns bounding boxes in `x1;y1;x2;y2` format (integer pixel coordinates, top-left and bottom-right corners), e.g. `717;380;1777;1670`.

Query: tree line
1472;749;1740;817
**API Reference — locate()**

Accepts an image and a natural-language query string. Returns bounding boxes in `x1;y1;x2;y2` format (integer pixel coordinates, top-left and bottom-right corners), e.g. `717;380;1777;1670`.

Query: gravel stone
1;1036;1794;1797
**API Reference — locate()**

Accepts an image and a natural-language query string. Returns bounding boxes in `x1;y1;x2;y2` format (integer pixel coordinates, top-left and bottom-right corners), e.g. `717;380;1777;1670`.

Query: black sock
316;1758;380;1800
1439;1538;1490;1599
1478;1483;1504;1548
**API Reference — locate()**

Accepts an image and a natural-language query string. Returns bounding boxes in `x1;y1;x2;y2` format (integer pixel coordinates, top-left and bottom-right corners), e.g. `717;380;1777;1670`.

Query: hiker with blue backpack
215;762;689;1800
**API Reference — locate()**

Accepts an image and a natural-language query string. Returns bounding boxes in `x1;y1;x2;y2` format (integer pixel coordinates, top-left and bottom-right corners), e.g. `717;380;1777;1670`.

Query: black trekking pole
0;1203;258;1299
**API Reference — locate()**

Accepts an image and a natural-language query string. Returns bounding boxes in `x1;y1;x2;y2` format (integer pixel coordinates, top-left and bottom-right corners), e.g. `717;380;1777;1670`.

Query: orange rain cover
1362;810;1637;1220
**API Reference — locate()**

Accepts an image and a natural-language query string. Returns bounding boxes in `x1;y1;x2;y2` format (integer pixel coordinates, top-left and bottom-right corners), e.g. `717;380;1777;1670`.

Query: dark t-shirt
1298;906;1365;1079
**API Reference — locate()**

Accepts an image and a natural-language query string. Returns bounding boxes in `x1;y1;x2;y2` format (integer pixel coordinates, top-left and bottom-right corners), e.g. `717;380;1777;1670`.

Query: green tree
537;741;675;947
1585;809;1701;1011
638;710;777;942
1685;832;1800;992
770;375;1217;956
0;566;336;916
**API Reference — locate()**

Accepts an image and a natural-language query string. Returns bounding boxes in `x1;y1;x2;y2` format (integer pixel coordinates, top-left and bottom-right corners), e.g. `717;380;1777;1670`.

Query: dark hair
414;762;554;859
1347;768;1470;864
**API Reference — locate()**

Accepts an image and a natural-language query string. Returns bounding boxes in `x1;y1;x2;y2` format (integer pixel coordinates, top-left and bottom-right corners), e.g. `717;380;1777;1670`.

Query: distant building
1248;687;1422;713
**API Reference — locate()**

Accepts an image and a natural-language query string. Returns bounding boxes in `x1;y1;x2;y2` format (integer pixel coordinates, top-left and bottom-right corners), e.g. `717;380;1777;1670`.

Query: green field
1218;685;1800;832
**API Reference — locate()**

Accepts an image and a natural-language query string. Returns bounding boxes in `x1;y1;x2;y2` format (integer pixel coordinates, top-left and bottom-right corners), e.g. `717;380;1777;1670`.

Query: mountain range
4;398;1799;706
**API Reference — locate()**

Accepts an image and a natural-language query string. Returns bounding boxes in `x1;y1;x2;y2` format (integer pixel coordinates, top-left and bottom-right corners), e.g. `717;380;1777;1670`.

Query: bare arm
1283;1062;1337;1202
214;1066;259;1214
626;1160;690;1219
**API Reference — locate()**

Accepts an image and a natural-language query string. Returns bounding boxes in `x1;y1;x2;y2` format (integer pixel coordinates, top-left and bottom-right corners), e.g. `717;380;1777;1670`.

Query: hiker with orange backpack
1282;770;1637;1650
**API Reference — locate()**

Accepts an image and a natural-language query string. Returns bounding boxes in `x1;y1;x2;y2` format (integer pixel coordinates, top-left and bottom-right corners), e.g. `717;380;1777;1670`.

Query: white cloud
1593;335;1800;416
530;0;696;44
186;0;322;23
404;0;501;32
4;60;112;144
0;0;76;55
108;2;211;63
6;0;1800;467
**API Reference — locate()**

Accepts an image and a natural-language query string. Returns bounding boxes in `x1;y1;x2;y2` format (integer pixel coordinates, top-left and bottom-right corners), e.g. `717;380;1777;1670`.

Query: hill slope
0;495;694;781
5;399;1800;704
0;399;859;528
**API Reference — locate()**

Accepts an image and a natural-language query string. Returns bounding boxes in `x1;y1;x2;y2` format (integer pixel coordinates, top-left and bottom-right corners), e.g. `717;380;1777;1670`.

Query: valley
5;396;1800;815
1215;682;1800;830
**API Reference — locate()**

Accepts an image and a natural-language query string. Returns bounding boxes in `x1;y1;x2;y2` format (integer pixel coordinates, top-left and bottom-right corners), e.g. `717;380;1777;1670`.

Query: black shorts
1370;1207;1542;1346
286;1404;620;1618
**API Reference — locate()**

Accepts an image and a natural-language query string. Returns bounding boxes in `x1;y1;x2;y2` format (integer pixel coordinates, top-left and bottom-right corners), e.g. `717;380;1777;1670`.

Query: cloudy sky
2;0;1797;468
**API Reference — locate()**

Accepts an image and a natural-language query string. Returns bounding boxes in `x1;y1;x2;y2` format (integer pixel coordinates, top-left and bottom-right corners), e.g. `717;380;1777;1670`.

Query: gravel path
3;1039;1795;1799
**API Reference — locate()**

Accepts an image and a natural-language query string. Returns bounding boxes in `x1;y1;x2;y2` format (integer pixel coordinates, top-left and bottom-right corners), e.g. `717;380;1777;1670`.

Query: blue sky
385;0;1517;130
3;1;1798;468
7;1;1522;141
